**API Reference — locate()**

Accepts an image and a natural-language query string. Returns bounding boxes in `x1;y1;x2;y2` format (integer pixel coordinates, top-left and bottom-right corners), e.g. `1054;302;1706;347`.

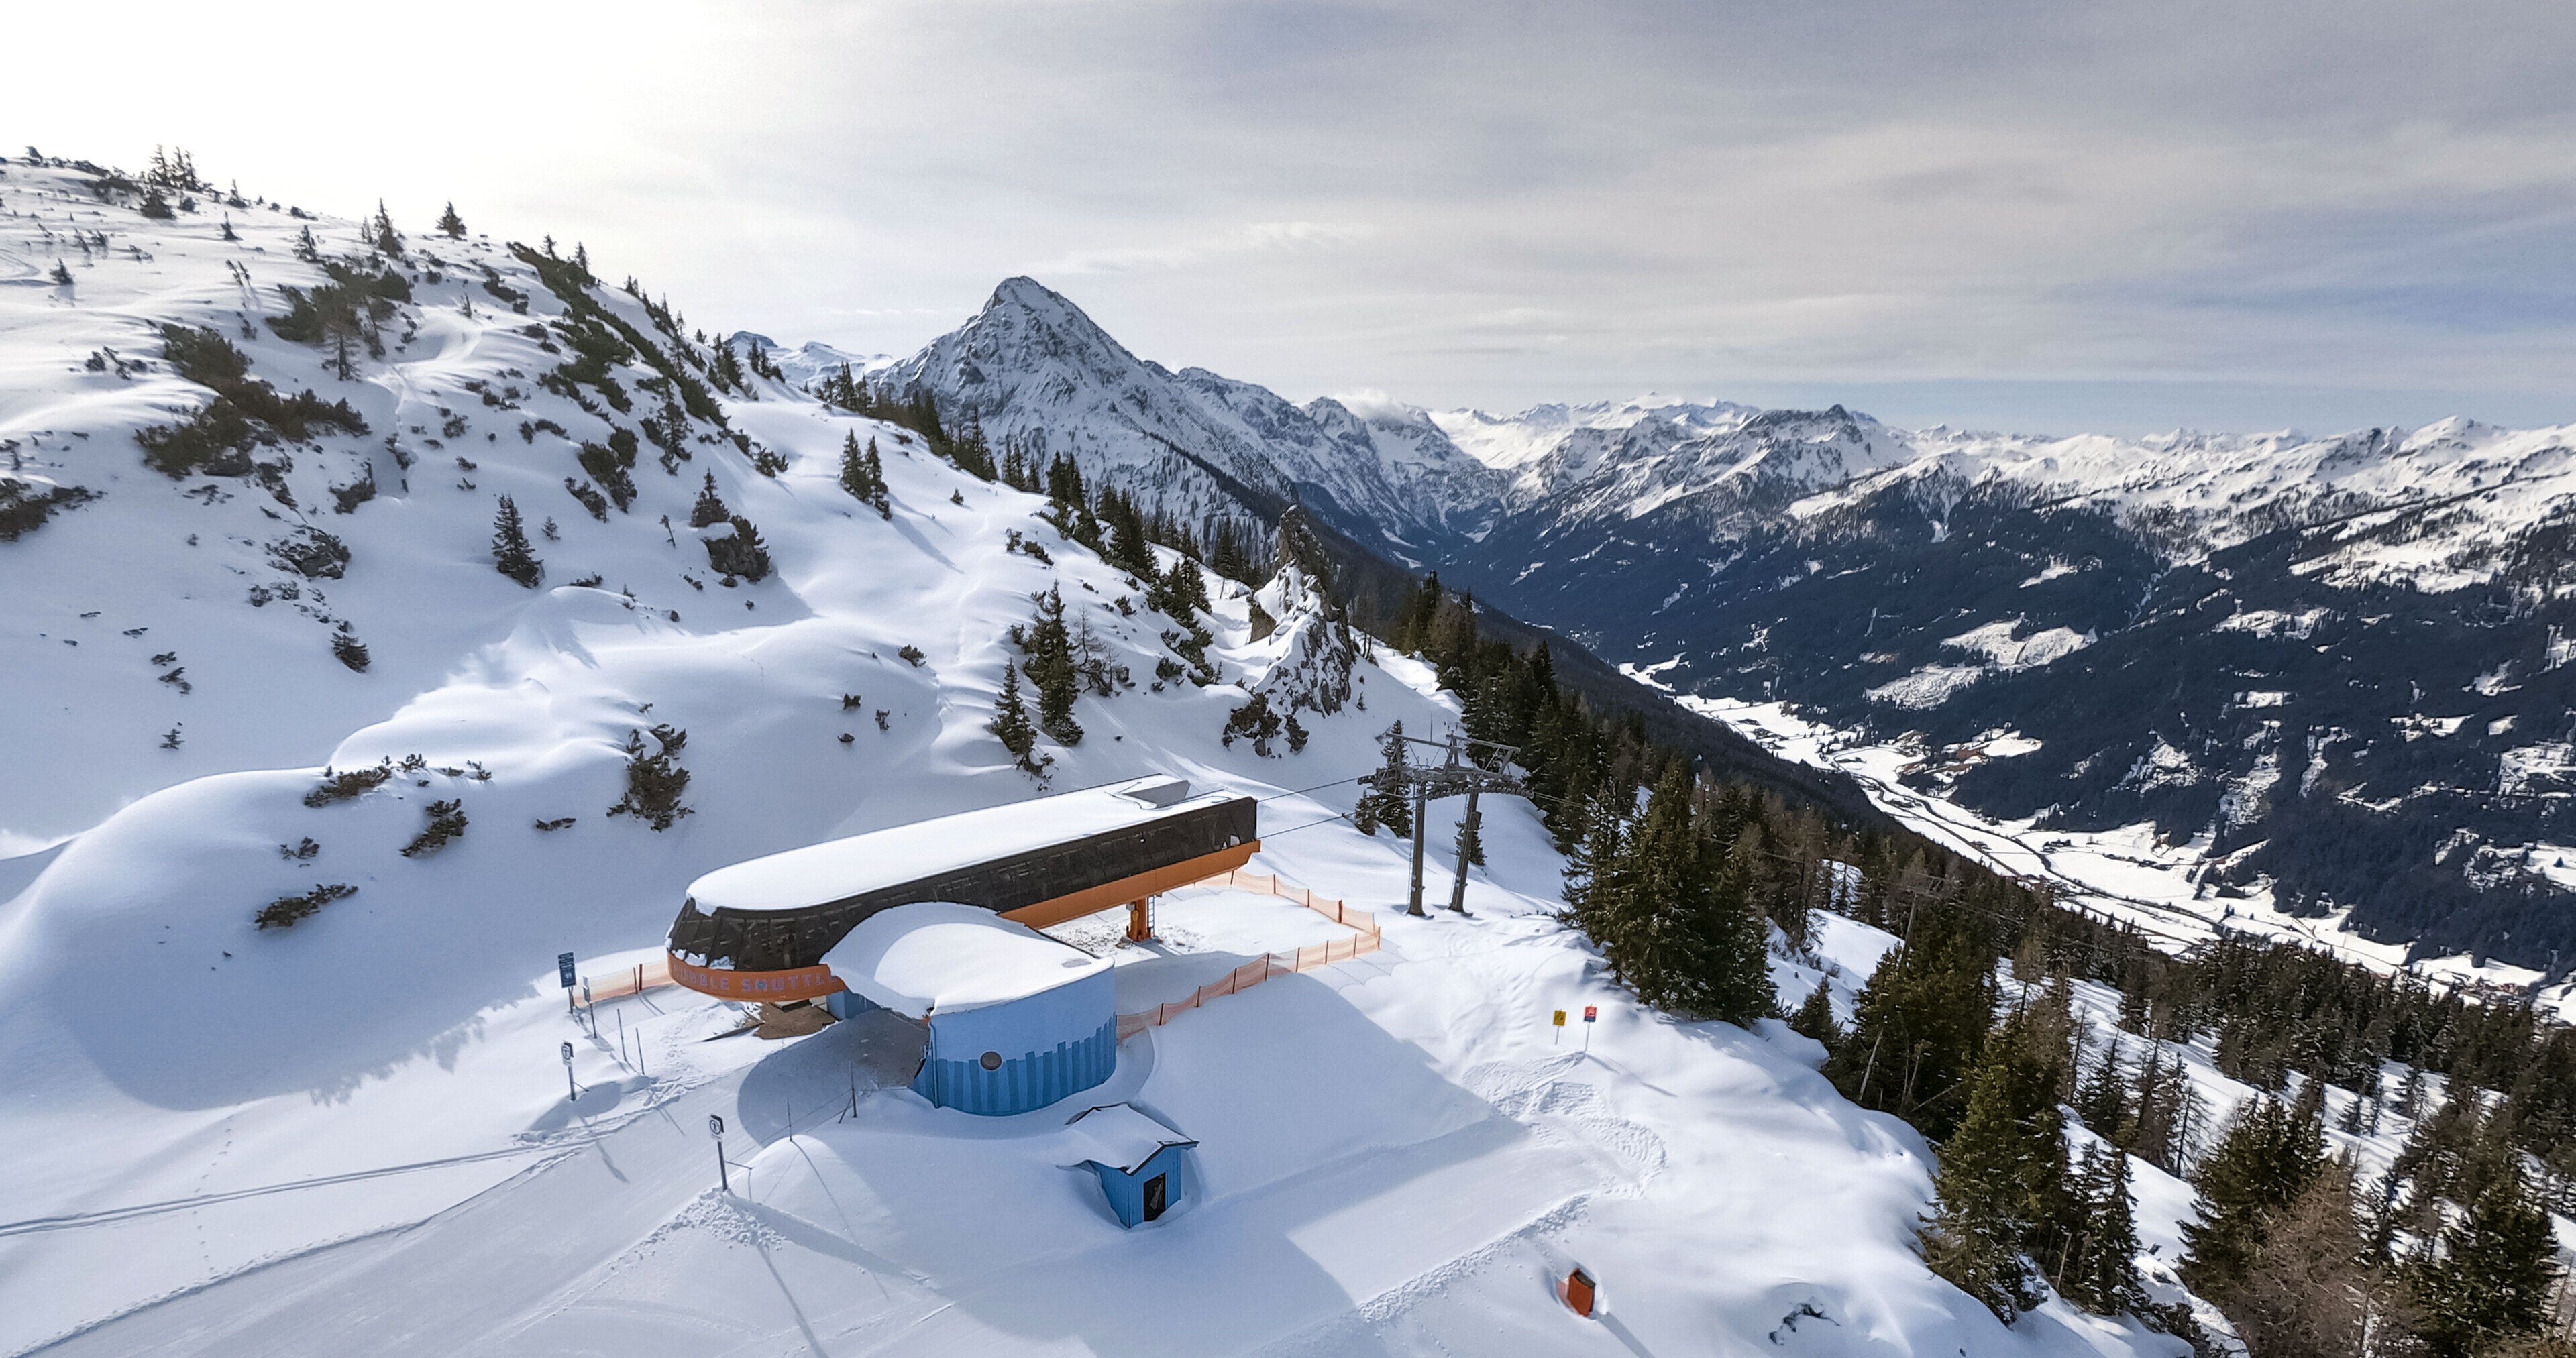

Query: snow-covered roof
686;777;1231;914
818;902;1108;1017
1065;1103;1195;1174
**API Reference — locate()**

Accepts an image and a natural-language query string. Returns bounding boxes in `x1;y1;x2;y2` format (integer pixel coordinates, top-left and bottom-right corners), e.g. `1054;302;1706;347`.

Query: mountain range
879;278;2576;972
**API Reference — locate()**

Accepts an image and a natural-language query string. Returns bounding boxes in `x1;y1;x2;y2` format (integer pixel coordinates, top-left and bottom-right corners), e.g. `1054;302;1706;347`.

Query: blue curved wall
912;966;1116;1115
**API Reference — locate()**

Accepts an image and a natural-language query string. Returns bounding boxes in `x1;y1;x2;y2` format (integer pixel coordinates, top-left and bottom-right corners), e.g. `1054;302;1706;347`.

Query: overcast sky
13;1;2576;435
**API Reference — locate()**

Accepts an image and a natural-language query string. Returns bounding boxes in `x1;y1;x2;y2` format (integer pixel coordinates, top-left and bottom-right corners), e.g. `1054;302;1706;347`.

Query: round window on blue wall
980;1050;1002;1071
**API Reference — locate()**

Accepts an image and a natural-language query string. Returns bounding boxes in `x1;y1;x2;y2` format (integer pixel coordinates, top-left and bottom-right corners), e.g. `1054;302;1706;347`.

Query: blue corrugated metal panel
910;967;1116;1116
1091;1143;1189;1227
822;988;882;1021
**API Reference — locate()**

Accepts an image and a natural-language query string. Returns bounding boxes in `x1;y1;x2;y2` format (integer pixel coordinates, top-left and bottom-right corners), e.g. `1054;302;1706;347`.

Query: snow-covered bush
302;761;392;807
267;526;350;579
400;799;468;858
329;630;370;672
606;725;692;830
254;883;356;930
0;476;97;541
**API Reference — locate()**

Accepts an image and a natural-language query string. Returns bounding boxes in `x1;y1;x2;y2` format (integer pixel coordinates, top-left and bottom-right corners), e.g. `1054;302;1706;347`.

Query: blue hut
822;903;1115;1116
1068;1103;1197;1227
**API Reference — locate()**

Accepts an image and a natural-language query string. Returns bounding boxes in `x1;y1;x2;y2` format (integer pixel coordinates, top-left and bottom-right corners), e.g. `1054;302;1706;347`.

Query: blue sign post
558;952;577;1011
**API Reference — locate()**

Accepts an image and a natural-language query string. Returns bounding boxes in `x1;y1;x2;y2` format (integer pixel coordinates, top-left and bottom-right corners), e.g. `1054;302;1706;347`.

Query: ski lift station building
663;777;1259;1116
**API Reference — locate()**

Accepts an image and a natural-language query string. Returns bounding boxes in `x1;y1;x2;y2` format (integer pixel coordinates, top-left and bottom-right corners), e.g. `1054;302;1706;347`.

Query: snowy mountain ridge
851;284;2576;972
871;277;1505;555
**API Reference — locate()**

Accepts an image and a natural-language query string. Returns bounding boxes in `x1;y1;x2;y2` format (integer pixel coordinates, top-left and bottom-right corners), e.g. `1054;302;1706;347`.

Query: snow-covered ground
0;163;2198;1357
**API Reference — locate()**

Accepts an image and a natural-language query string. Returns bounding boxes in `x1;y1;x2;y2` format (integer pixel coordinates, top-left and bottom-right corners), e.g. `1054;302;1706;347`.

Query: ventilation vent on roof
1117;777;1191;808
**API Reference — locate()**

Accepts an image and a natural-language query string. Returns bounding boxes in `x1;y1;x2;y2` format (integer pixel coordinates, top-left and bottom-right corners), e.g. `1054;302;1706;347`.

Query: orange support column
1126;898;1154;942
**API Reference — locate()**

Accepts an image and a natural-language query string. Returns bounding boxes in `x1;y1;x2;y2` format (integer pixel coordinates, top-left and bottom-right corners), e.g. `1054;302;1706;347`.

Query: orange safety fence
591;867;1375;1023
578;953;674;1003
1114;870;1381;1039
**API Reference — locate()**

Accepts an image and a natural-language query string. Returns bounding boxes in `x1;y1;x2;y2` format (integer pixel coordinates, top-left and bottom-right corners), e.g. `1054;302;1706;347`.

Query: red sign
1583;1005;1598;1022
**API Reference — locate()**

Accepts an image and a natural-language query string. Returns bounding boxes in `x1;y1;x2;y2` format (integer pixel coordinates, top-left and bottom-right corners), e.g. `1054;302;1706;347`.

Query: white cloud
11;0;2576;431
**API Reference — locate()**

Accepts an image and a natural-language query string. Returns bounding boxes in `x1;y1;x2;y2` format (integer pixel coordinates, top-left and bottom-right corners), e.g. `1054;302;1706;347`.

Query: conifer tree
1789;980;1840;1052
1148;552;1210;620
435;201;466;238
705;516;772;582
372;199;402;256
1354;722;1413;837
2182;1096;2328;1296
2412;1168;2563;1357
491;495;541;587
1923;1014;2073;1321
2061;1142;2147;1315
839;432;889;517
1824;897;1996;1140
2076;1041;2135;1145
989;661;1040;771
49;259;71;286
690;471;730;528
1022;586;1081;744
710;336;747;393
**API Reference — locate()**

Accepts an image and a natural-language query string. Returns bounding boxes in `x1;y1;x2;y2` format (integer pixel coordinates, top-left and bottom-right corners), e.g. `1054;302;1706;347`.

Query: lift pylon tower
1364;732;1528;917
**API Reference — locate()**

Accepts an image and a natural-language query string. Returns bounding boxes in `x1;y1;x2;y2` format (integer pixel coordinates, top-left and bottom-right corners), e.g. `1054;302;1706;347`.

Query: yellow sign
1552;1009;1566;1027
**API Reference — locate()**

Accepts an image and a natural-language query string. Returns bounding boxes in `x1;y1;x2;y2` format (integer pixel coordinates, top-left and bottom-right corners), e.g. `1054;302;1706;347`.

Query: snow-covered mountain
1421;402;2576;971
861;280;2576;972
871;277;1503;554
727;330;892;391
0;156;2211;1358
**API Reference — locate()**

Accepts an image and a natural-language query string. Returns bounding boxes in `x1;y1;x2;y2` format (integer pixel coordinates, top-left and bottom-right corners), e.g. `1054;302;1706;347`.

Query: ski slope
1;159;2188;1357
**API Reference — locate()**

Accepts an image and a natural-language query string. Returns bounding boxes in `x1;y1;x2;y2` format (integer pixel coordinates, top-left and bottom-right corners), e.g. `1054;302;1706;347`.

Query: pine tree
690;471;730;528
2413;1168;2563;1358
1924;1016;2071;1322
2076;1040;2135;1145
490;495;541;587
839;432;889;517
705;516;772;582
435;201;466;238
2182;1096;2328;1296
1022;586;1081;744
710;336;746;393
1567;766;1768;1023
2061;1142;2147;1315
219;216;238;242
1790;980;1840;1052
1354;722;1413;837
1824;899;1996;1140
49;258;71;286
989;661;1040;771
372;199;402;256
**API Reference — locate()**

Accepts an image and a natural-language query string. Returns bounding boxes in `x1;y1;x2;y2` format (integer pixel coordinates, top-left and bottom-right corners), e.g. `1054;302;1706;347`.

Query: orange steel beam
1000;842;1258;931
664;840;1260;999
